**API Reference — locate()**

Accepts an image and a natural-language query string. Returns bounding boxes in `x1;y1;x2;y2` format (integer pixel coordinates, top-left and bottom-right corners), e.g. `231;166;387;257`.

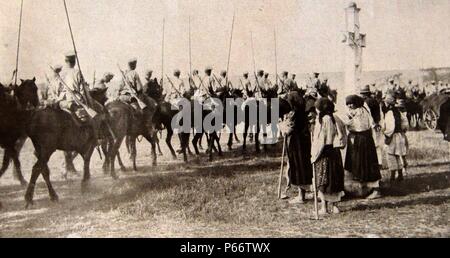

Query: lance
117;64;147;109
14;0;24;86
189;16;192;76
274;29;278;86
161;18;165;89
225;13;235;89
250;31;262;91
165;75;183;96
62;0;93;107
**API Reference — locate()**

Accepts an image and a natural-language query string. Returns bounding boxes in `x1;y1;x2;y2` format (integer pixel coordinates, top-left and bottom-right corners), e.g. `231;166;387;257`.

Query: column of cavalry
0;1;331;207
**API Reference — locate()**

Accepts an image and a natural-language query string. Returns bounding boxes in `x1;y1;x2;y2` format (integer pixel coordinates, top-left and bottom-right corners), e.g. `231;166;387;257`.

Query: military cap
174;69;181;75
53;64;63;70
205;66;213;72
360;85;371;95
104;72;114;78
243;72;249;76
431;81;436;84
389;78;395;83
313;72;320;76
220;70;227;76
64;50;76;58
145;70;153;75
282;71;289;76
257;70;264;76
128;58;138;64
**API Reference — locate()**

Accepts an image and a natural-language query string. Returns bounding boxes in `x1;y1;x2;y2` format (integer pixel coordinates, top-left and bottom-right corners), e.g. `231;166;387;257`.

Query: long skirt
315;145;345;202
345;130;382;183
287;129;313;189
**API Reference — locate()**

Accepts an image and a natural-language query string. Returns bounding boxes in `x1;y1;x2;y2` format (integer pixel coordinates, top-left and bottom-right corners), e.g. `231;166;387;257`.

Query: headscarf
315;97;335;124
346;94;364;108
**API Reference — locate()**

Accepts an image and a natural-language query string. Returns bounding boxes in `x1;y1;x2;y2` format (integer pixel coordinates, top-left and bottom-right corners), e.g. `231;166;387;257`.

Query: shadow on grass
349;194;449;212
382;171;450;197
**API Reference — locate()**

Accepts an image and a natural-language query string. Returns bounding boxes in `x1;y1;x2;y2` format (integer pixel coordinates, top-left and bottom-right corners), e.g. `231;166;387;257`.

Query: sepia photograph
0;0;449;243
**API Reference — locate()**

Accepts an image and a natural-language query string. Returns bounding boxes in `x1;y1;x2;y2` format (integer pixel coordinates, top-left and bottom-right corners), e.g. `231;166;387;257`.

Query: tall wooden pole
225;13;235;87
14;0;24;85
161;18;165;86
274;29;278;86
63;0;83;79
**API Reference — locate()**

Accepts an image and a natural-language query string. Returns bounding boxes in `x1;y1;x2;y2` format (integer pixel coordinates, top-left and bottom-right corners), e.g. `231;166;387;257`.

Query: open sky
1;0;449;83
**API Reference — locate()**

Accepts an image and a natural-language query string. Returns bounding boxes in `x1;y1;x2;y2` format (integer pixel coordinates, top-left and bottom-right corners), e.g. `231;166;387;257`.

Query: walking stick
311;132;319;220
277;136;287;199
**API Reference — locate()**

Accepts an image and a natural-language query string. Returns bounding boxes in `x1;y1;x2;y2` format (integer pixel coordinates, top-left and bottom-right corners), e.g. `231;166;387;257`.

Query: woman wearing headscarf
311;98;345;214
383;95;409;182
279;91;313;204
343;95;382;199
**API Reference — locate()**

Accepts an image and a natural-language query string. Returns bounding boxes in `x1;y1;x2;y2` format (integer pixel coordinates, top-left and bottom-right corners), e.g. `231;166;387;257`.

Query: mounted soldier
165;69;187;103
218;70;232;90
242;72;255;98
278;71;294;97
264;72;273;91
144;70;164;102
203;66;217;95
44;64;63;104
291;73;299;90
93;72;114;90
306;72;320;97
117;58;147;114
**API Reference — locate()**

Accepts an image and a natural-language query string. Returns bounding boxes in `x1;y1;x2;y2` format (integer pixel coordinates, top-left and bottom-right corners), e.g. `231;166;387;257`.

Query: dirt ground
0;130;449;238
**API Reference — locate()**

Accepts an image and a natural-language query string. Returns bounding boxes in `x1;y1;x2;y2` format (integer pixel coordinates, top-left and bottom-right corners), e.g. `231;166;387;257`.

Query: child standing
383;96;409;182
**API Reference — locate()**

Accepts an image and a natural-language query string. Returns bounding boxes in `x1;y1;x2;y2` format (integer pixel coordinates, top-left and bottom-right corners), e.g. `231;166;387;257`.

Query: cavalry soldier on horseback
291;73;299;90
242;72;254;98
305;72;320;97
144;70;164;102
264;72;273;90
203;66;217;95
117;58;146;113
55;51;91;120
165;69;187;103
218;70;232;90
278;71;295;97
189;69;201;90
44;64;63;103
93;72;114;90
254;69;265;98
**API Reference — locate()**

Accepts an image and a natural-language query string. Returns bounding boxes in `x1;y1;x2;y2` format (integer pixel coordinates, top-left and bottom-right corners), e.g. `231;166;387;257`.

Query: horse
241;86;294;154
0;79;39;186
24;96;111;206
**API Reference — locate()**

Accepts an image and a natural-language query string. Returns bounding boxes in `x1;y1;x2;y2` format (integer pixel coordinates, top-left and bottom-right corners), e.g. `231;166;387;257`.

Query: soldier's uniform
46;65;63;102
93;72;114;90
264;74;273;91
59;64;85;111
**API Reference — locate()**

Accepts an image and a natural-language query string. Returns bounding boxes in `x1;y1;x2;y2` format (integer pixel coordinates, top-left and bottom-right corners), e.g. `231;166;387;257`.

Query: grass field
0;130;449;238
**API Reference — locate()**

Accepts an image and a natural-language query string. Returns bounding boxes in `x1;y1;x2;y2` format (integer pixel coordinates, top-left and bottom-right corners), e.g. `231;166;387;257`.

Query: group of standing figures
279;82;417;215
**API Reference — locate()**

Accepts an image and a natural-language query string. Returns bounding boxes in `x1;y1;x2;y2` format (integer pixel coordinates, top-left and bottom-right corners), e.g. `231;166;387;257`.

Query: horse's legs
24;161;43;207
255;124;261;153
63;151;78;179
101;142;110;174
198;133;204;150
180;133;189;163
13;136;27;183
155;132;163;156
10;148;27;186
166;129;177;159
192;133;201;155
129;136;138;171
234;130;240;143
214;132;223;156
81;145;95;188
227;132;233;150
116;150;126;172
0;150;11;179
109;137;123;179
144;133;157;167
208;133;214;161
41;163;58;202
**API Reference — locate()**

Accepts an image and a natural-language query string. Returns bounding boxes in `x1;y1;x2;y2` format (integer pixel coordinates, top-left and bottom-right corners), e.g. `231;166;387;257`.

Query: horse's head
89;88;108;105
230;88;244;99
13;77;39;109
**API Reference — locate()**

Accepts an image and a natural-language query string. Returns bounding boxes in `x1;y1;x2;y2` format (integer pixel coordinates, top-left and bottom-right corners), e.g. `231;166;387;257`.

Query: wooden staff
311;132;319;220
277;136;287;199
225;13;235;89
14;0;24;86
